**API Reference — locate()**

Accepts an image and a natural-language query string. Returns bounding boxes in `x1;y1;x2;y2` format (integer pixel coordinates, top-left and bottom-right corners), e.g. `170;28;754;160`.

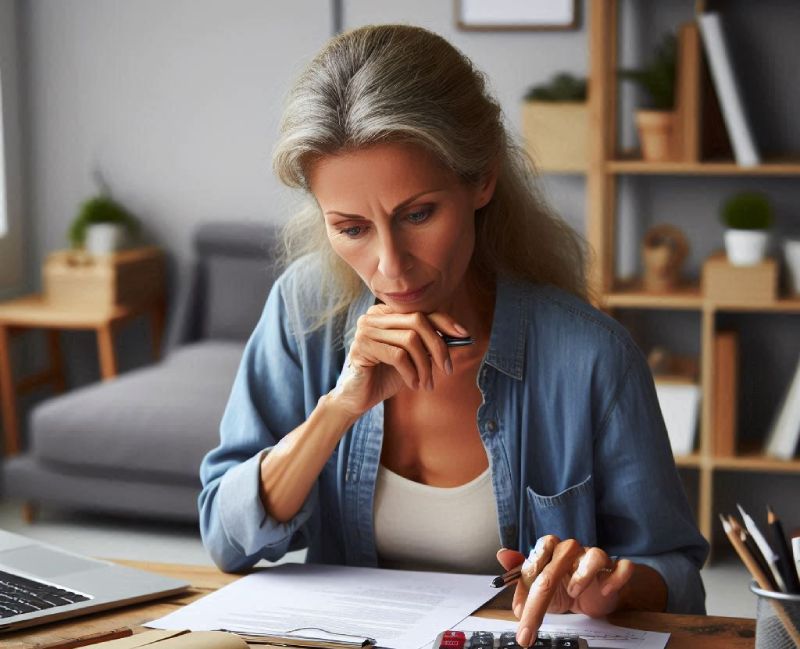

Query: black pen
767;505;800;593
441;334;475;347
491;566;521;588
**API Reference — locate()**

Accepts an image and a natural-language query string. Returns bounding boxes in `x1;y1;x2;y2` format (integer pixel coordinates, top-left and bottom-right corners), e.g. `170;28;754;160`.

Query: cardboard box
44;247;164;310
521;101;588;172
702;252;777;305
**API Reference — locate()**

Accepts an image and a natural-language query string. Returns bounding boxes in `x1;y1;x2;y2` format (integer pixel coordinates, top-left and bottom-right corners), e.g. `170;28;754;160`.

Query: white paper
146;563;498;649
451;615;669;649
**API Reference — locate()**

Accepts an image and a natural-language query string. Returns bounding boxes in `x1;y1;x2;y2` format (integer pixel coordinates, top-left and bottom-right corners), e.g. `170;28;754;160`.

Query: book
765;354;800;460
655;379;701;455
713;330;739;457
697;12;760;167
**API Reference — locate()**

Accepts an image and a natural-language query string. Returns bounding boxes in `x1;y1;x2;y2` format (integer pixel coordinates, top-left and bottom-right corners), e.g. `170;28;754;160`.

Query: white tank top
373;464;501;575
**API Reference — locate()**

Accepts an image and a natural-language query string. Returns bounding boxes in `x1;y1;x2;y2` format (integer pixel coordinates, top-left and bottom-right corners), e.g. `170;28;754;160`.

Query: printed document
452;615;669;649
147;563;497;649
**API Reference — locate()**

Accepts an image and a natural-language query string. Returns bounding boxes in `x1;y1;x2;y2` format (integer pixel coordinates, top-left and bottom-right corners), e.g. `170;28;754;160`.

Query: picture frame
455;0;579;32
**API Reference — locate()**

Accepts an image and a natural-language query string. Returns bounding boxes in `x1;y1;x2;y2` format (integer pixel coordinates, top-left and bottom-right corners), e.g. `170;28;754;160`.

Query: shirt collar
343;274;527;381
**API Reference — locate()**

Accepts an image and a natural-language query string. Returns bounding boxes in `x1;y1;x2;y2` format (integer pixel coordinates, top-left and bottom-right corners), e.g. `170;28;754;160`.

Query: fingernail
602;584;613;597
568;583;579;598
444;358;453;375
517;628;531;648
427;377;434;391
513;603;522;619
454;323;468;336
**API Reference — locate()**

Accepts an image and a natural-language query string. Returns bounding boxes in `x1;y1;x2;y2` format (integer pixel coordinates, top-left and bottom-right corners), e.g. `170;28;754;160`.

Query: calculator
434;630;589;649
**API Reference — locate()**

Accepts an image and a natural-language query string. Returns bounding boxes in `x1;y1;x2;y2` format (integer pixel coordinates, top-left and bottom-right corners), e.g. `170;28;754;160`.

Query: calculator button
498;632;518;647
531;637;552;647
440;631;467;649
554;638;580;648
469;633;494;649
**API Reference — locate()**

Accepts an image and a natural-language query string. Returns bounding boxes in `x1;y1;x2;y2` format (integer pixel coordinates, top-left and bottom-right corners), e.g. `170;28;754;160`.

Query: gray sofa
2;221;281;521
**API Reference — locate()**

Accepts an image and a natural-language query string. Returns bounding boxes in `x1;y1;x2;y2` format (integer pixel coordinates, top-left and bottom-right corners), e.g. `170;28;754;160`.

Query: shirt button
486;420;497;433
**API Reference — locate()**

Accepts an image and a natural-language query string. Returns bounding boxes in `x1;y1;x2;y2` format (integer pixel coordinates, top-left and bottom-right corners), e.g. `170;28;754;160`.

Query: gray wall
5;1;800;529
0;0;25;297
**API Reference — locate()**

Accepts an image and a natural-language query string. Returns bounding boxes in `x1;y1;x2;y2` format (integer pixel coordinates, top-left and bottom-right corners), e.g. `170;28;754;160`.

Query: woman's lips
382;282;432;304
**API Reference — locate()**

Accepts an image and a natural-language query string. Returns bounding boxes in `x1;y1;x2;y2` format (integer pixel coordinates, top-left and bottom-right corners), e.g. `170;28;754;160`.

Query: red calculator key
439;631;467;649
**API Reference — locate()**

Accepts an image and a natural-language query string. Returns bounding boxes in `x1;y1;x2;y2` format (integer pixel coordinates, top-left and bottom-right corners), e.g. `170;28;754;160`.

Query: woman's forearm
259;393;358;523
617;563;668;612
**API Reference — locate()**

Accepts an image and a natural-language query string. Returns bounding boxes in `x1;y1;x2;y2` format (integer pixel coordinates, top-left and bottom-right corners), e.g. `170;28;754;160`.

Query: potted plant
69;195;139;255
619;33;677;162
521;72;588;172
720;191;773;266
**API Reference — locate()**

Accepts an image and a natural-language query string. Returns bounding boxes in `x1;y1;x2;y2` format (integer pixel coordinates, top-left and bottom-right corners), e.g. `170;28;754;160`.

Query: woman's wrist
616;562;667;612
317;390;362;433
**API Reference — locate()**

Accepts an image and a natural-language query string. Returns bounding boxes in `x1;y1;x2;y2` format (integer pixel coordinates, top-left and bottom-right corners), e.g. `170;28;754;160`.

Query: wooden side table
0;254;165;459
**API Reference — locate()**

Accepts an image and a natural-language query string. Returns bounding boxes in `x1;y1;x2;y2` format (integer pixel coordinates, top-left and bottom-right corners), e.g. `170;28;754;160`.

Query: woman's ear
474;161;499;210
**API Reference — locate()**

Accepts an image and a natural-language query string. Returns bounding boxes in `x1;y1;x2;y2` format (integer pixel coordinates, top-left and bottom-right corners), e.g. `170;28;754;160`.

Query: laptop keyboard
0;569;90;618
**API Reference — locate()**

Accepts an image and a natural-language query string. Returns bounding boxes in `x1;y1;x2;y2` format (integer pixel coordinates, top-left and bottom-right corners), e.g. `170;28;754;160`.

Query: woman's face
308;142;496;314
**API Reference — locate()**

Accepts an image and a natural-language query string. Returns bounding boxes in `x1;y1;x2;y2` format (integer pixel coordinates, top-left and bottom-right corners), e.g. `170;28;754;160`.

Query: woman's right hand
330;303;470;418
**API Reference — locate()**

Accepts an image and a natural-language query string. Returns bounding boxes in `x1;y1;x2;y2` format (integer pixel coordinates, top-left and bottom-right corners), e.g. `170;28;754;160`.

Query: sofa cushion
30;341;245;482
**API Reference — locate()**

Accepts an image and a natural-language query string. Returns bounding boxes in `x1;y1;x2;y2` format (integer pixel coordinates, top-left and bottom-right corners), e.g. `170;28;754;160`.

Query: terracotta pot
635;110;676;162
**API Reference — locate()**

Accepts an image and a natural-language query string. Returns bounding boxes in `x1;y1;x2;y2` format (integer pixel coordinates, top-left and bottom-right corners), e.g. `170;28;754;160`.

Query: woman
199;24;708;646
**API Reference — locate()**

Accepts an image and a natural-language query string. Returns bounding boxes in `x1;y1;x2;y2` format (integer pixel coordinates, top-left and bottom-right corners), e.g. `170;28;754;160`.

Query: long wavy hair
273;24;589;328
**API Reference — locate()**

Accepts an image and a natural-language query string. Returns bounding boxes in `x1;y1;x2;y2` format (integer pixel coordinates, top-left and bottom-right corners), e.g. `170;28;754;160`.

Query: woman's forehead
308;142;458;199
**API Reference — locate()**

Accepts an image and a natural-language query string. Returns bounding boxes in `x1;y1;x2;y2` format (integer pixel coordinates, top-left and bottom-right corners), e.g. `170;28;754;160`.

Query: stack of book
765;355;800;460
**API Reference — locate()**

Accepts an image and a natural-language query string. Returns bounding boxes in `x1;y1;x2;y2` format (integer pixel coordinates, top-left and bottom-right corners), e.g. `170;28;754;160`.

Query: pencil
41;627;133;649
721;515;800;646
767;505;800;593
728;515;777;590
737;504;788;593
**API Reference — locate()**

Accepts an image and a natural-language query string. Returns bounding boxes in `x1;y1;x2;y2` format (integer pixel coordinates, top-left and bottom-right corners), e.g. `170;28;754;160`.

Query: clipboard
217;627;377;649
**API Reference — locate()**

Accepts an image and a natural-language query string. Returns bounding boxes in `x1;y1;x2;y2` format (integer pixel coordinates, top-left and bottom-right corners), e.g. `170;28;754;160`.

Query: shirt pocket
526;474;597;548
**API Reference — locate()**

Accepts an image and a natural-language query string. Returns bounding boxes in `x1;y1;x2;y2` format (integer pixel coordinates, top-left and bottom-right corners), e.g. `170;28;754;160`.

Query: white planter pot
784;239;800;295
85;223;126;255
724;229;769;266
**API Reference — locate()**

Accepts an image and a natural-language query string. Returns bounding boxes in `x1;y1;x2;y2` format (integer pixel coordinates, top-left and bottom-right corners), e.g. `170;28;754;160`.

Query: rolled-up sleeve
198;275;318;572
595;346;709;614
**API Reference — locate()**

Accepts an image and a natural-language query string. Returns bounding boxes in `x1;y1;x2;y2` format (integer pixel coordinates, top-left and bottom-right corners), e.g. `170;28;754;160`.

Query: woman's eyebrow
325;189;442;219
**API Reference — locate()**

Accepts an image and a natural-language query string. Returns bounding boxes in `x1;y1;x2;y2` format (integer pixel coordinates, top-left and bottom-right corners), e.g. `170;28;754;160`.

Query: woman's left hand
497;537;634;647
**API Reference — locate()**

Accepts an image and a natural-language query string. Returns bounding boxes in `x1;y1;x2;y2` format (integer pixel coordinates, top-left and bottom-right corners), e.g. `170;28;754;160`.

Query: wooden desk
3;561;757;649
0;295;165;458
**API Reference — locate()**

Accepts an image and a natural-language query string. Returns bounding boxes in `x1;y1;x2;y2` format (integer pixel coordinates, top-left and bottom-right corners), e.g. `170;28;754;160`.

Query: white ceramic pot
784;239;800;295
724;229;769;266
85;223;125;255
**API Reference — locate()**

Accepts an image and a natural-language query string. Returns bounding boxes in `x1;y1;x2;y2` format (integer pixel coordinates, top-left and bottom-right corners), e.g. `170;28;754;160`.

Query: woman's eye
338;225;366;238
406;207;433;224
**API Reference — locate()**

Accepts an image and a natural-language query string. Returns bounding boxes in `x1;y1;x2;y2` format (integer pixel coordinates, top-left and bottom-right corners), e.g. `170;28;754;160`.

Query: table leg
97;324;118;380
150;299;166;362
0;324;21;455
46;330;67;393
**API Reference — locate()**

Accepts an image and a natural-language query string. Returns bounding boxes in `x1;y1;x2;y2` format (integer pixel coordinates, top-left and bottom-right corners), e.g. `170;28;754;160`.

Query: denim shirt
199;257;709;614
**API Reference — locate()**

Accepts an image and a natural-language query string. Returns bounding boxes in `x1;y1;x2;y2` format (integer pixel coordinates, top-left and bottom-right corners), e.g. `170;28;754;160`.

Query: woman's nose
377;234;410;280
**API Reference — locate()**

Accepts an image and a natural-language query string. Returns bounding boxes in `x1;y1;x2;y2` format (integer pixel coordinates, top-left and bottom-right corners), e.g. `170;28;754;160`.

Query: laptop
0;529;190;632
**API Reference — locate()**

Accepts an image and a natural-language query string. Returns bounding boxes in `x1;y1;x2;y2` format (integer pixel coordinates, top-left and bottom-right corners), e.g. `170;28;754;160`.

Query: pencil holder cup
750;582;800;648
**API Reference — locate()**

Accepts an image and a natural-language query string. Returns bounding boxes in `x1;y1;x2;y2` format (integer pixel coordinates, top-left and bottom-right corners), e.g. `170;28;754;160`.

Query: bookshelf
584;0;800;542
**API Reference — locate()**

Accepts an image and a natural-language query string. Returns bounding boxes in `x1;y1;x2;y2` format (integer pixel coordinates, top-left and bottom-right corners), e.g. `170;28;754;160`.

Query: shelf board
674;453;703;468
607;153;800;176
604;282;800;313
603;282;703;310
711;453;800;474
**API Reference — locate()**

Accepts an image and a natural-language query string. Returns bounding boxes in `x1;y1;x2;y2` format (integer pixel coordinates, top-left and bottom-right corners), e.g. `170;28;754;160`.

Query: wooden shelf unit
586;0;800;542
